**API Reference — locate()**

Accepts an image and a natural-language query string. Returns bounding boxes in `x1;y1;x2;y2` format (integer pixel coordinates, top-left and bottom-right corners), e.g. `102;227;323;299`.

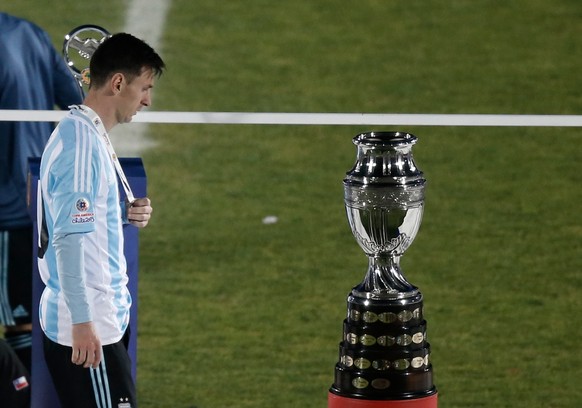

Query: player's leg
100;331;136;407
0;228;33;373
43;332;136;408
43;333;99;408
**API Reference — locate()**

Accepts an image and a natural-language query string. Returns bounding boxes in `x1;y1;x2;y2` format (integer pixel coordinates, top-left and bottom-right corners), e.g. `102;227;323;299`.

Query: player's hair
89;33;165;89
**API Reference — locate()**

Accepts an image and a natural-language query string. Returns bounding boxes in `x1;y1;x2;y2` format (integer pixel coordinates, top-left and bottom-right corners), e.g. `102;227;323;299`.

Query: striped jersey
38;106;131;346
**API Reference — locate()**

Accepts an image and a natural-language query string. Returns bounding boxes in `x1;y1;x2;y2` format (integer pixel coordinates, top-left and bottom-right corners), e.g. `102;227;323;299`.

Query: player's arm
52;232;101;369
48;130;102;369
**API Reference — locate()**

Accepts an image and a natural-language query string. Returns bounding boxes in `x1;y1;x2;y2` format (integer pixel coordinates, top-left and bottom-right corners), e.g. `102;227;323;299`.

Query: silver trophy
343;131;425;300
329;132;437;405
63;25;110;92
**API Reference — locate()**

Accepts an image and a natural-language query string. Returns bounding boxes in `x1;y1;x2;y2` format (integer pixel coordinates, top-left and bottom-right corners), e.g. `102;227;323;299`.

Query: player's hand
71;322;102;369
127;197;153;228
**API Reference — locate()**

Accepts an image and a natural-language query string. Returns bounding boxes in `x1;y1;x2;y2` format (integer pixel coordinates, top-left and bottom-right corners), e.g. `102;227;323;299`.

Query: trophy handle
63;25;110;92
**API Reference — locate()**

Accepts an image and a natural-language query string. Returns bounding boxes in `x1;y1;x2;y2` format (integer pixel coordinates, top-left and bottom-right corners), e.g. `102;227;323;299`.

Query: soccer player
0;12;83;374
37;33;165;407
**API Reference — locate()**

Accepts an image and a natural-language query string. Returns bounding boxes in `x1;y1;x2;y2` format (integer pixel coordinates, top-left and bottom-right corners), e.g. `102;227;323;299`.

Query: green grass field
3;1;582;407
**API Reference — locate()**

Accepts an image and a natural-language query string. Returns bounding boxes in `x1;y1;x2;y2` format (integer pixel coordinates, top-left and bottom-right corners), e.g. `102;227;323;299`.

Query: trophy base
328;391;438;408
330;291;435;401
350;288;419;302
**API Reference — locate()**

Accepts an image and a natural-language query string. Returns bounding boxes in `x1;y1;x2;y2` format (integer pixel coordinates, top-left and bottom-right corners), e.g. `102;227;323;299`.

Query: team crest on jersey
76;198;90;212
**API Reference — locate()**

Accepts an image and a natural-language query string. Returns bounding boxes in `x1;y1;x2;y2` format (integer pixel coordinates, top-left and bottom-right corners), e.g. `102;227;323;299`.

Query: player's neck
82;92;118;132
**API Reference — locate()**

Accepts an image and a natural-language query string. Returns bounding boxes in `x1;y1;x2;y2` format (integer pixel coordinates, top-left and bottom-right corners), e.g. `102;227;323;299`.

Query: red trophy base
328;392;438;408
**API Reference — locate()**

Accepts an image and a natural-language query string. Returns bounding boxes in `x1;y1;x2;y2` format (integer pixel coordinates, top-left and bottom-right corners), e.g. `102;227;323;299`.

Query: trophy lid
353;131;417;148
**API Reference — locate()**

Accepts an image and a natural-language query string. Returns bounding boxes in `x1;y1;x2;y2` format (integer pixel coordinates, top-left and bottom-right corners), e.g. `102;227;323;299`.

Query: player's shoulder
57;111;97;138
0;13;50;43
44;115;100;166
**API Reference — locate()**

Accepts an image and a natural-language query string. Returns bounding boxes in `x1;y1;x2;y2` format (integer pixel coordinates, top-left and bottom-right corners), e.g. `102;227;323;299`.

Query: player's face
116;68;156;124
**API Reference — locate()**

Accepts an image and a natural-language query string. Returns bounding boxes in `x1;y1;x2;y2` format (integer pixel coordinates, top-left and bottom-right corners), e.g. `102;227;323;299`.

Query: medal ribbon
71;105;136;203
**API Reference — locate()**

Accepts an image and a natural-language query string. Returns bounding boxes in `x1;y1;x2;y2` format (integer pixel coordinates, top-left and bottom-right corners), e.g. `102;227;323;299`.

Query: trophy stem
351;253;418;301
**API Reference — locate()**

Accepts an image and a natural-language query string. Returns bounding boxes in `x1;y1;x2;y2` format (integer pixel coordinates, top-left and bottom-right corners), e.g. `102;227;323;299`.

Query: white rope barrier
2;109;582;127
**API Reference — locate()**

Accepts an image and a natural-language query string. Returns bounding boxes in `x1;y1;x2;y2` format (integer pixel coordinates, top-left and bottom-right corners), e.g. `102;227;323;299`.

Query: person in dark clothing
0;12;83;374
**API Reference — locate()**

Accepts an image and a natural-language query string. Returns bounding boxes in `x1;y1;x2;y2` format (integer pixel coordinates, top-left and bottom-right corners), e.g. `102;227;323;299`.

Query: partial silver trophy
343;131;426;300
63;25;110;94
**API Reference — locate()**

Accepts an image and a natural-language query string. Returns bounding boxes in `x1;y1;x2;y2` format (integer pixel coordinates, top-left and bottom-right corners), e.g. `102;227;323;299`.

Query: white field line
108;0;172;156
3;110;582;127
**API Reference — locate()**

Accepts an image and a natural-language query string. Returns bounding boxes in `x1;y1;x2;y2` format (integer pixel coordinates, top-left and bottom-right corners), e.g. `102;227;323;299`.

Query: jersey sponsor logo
12;304;29;318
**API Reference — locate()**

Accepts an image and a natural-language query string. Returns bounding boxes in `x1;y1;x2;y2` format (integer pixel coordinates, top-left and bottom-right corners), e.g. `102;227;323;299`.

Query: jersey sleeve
53;232;92;324
48;122;100;235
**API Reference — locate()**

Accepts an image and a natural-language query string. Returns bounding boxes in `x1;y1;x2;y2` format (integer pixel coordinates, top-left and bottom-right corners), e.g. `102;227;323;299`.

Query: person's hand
128;197;153;228
71;322;102;369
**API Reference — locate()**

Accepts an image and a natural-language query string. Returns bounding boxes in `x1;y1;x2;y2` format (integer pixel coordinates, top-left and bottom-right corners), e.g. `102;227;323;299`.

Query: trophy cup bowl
343;131;425;300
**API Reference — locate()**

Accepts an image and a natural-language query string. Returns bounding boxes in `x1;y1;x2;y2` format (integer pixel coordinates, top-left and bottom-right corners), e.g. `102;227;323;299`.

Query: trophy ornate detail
329;132;438;408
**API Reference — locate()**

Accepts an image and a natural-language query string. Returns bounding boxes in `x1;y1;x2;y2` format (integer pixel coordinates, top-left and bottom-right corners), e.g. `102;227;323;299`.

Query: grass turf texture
4;1;582;407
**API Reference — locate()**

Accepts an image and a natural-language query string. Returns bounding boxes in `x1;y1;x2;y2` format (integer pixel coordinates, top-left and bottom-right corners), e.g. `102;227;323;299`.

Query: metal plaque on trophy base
328;132;438;408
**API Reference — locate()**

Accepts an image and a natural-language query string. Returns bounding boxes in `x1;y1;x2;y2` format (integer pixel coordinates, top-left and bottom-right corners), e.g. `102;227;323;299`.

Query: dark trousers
43;331;136;408
0;339;30;408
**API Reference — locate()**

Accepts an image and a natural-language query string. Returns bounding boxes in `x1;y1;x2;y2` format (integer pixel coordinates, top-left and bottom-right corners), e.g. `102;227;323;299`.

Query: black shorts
0;228;33;327
0;338;30;408
43;331;136;408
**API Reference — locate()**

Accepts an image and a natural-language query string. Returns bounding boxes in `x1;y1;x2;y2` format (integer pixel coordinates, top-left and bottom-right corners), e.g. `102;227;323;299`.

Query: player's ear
110;73;124;94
